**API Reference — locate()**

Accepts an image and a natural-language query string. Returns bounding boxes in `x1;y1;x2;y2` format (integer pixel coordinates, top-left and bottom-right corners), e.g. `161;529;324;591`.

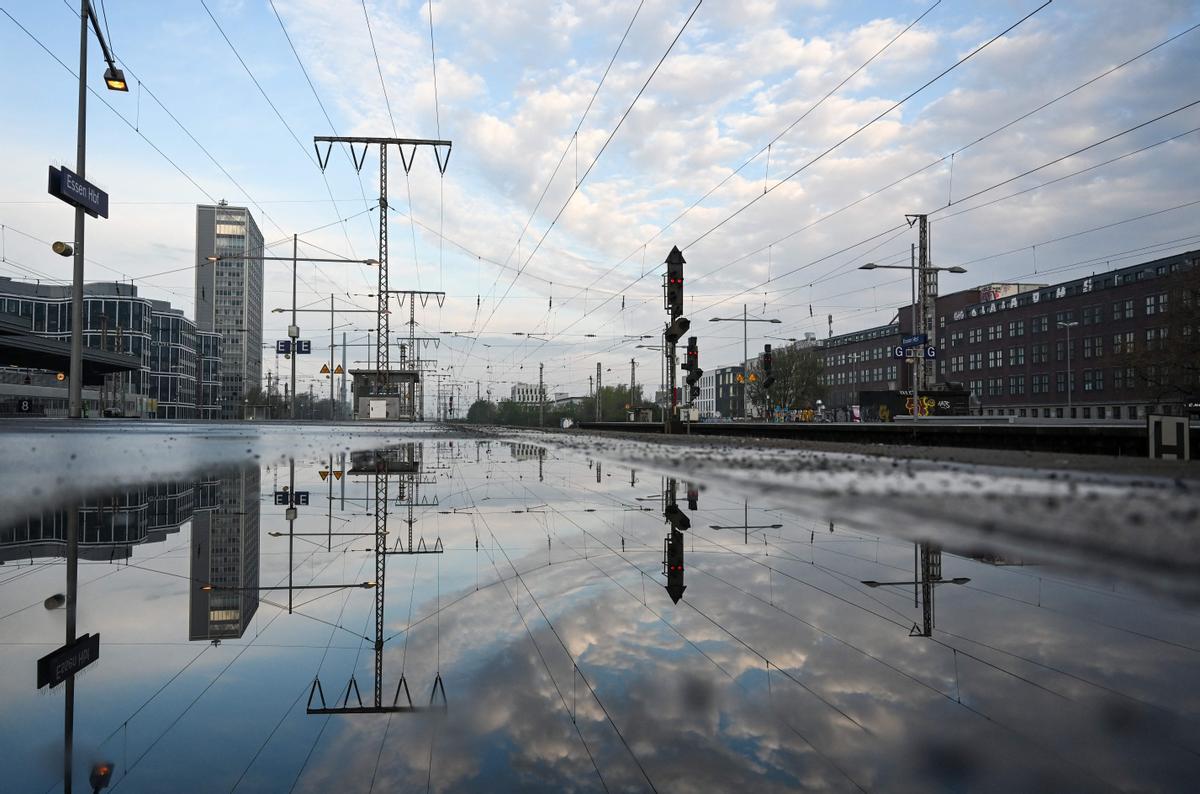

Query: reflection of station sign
48;165;109;218
37;633;100;689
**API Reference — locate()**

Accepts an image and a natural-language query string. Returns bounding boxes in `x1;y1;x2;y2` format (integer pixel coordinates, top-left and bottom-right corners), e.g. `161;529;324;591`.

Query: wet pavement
2;425;1199;792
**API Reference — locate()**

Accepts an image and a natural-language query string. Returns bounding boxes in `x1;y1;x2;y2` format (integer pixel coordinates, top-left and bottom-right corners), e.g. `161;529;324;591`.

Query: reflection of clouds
8;440;1200;791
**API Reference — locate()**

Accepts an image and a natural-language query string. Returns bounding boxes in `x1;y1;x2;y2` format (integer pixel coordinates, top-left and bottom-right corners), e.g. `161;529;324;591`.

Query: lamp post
859;260;967;421
68;0;128;421
709;306;781;419
209;248;376;421
1057;320;1079;416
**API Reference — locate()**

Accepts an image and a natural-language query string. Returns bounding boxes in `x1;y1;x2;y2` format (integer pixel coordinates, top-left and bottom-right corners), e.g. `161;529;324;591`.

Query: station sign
893;345;937;360
273;490;309;506
901;333;928;348
48;166;109;218
295;340;312;355
37;633;100;689
276;340;292;354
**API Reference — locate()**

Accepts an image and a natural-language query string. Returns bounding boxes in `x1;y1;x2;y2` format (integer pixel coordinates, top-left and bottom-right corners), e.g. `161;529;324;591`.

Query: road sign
333;471;343;480
320;363;330;374
901;333;928;348
296;340;312;355
37;633;100;689
334;364;344;375
319;470;329;481
48;166;109;218
276;340;292;354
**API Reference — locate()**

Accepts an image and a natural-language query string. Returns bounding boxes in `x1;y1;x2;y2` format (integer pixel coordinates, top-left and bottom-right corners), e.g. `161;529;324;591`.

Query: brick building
818;249;1197;419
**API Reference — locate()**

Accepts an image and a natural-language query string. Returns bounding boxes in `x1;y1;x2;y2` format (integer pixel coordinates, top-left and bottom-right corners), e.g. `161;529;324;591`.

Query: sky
1;0;1198;402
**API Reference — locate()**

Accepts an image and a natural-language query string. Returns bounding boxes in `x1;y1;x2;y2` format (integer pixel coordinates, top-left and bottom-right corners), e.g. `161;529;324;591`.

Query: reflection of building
195;202;264;419
189;467;261;641
0;479;216;563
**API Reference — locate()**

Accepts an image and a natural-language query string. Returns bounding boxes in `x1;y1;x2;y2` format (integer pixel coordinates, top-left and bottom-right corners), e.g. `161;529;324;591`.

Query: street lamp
1057;320;1079;416
709;306;782;419
209;248;376;420
859;259;968;421
68;0;129;422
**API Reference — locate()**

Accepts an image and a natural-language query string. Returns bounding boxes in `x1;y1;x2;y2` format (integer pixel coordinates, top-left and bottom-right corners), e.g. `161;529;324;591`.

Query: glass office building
195;202;264;419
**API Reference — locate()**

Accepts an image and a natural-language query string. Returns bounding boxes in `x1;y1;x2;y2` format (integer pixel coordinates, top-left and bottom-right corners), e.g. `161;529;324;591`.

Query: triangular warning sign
320;363;330;374
333;471;343;480
319;470;329;481
334;364;344;374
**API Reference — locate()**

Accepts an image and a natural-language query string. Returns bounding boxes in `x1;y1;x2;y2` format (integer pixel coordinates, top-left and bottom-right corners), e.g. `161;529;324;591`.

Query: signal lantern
665;246;685;319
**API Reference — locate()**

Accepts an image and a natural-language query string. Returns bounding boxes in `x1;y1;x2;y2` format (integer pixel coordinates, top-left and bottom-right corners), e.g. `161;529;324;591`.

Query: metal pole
68;0;90;420
912;243;919;424
630;358;636;417
329;294;335;421
290;234;298;421
538;362;544;428
1066;325;1073;415
742;304;748;419
596;362;602;422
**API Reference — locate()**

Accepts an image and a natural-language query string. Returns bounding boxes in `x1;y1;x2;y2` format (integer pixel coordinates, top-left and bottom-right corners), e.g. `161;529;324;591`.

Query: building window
987;350;1003;368
969;379;983;397
987;378;1003;397
1057;371;1068;393
1083;369;1104;392
987;324;1003;341
1145;292;1167;315
968;352;983;370
950;355;964;373
1032;373;1049;394
1032;315;1048;333
1112;331;1134;354
1031;342;1049;364
1055;310;1074;324
1081;305;1102;325
968;328;982;344
1008;320;1025;337
1008;346;1025;366
1082;336;1103;359
1113;299;1134;321
1056;340;1067;362
1009;375;1025;395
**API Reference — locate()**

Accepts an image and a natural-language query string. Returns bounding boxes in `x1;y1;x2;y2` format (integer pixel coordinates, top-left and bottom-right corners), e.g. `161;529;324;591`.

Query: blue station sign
901;333;928;348
48;166;109;219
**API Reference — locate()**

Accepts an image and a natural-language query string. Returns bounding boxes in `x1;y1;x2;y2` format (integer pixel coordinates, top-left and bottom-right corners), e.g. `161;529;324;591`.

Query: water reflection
0;439;1198;792
188;467;260;642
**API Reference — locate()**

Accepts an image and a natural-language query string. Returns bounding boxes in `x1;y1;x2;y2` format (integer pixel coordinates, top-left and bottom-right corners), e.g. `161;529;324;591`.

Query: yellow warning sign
334;364;344;375
333;471;343;480
749;373;758;382
320;363;330;374
319;470;329;480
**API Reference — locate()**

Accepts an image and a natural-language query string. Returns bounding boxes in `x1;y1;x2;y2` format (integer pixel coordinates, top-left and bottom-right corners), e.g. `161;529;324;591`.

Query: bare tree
1116;265;1200;405
747;346;826;413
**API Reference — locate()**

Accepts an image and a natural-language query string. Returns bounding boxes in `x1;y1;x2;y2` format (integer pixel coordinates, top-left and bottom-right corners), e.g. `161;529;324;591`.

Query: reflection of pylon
307;442;446;715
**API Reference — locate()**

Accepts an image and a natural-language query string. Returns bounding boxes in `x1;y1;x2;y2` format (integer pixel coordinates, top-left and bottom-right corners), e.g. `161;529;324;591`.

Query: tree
746;346;826;414
466;399;498;424
1115;265;1200;405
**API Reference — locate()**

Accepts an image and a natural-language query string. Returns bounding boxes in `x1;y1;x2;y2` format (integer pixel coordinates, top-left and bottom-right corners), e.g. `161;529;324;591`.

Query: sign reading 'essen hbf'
37;632;100;689
48;165;109;219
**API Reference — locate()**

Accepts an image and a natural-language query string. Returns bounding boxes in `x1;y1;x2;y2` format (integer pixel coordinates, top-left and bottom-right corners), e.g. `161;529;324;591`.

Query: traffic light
665;246;685;319
687;483;698;511
762;344;775;390
683;337;698;371
689;384;700;401
665;316;690;346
